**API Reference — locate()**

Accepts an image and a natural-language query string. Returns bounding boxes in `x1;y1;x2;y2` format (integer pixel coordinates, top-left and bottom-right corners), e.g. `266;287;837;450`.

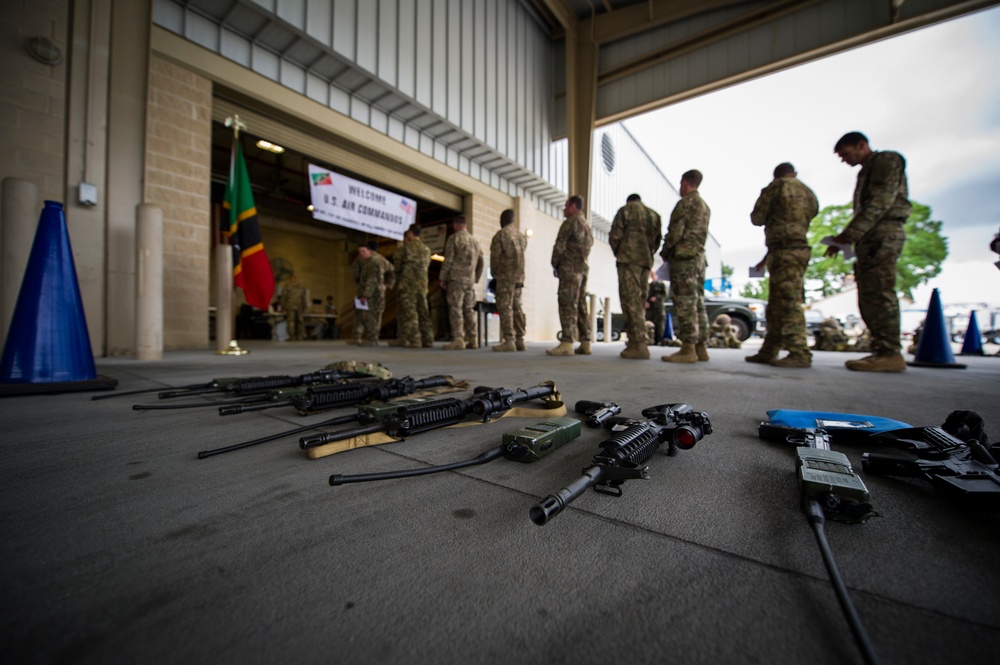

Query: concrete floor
1;338;999;664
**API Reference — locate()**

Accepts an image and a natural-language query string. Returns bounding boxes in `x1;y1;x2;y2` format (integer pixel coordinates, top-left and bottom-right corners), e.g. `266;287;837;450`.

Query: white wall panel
305;0;331;44
253;44;280;81
332;0;356;62
378;0;398;87
356;0;377;74
397;0;416;97
277;0;305;28
220;28;252;67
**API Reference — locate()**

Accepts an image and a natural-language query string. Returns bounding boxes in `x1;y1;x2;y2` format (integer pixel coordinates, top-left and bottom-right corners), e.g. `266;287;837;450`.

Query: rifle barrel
530;466;606;525
300;422;387;449
197;413;361;459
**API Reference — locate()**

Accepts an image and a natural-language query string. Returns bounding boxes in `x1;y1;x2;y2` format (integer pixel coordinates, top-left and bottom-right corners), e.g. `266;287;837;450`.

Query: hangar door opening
208;119;459;341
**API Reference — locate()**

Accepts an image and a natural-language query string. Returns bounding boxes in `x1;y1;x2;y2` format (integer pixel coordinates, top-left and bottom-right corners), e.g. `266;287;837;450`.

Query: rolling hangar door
209;97;463;341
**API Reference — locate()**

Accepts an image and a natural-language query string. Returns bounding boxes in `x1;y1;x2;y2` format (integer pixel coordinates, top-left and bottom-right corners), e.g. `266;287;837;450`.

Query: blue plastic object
959;311;984;356
909;289;966;369
765;409;911;433
0;201;98;383
664;311;675;341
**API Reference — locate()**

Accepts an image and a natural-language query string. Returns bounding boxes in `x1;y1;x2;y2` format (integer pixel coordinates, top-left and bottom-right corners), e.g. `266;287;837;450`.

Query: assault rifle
861;417;1000;511
300;383;559;450
217;375;452;416
130;368;367;410
195;376;456;459
530;403;712;525
574;400;621;428
329;417;581;486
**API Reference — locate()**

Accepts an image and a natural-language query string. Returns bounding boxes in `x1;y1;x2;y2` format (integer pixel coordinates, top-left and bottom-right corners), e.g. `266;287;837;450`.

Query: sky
623;5;1000;316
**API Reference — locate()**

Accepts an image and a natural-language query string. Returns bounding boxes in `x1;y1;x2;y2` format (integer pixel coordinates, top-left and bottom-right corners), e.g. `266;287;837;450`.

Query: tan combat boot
575;341;592;355
546;341;575;356
443;337;466;350
492;339;516;352
745;352;776;364
770;354;811;368
695;343;710;361
387;338;404;347
515;337;526;351
662;342;698;363
845;353;906;372
620;341;650;360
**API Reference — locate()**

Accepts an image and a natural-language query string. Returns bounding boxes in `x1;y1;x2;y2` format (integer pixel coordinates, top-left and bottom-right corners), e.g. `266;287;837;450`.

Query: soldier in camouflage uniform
355;243;395;346
547;195;594;356
660;170;711;364
646;271;669;345
391;224;434;348
278;274;308;341
609;194;662;360
489;209;528;352
827;132;910;372
439;215;484;350
746;162;819;368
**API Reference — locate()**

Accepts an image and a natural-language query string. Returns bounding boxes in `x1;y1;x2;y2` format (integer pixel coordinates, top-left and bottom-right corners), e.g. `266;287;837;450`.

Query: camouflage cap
324;360;392;380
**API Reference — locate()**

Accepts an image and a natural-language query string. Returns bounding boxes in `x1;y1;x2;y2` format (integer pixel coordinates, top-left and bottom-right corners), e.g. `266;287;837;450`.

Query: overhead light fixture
256;139;285;154
431;254;445;262
525;229;534;237
306;204;315;212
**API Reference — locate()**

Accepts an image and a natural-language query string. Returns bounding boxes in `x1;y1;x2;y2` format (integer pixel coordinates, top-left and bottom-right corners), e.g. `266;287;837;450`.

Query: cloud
623;6;1000;306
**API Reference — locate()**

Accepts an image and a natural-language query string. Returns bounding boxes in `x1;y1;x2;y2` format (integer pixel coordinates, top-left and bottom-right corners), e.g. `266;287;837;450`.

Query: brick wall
144;55;212;349
0;0;68;201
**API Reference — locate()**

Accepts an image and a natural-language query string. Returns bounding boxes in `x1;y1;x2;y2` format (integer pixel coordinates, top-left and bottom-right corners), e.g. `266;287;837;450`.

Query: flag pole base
216;340;249;356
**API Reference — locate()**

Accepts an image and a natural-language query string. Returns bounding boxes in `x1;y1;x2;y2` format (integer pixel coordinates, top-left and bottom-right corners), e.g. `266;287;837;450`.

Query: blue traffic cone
960;311;984;356
0;201;116;394
908;288;966;369
664;312;675;341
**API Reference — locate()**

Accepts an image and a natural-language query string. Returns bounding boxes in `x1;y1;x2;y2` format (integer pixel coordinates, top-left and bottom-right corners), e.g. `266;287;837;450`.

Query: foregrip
226;375;299;395
394;398;468;434
530;466;606;525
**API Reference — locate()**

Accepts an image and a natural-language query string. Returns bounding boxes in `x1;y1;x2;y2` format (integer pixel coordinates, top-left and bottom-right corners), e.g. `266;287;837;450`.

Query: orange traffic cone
0;201;117;395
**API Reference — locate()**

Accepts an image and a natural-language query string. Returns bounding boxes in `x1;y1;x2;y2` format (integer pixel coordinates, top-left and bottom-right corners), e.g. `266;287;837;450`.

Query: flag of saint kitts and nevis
222;140;275;311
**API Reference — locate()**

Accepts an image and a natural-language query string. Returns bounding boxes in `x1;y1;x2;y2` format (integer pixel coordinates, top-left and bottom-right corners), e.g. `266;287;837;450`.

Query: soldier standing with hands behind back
826;132;910;373
609;194;662;360
439;215;484;350
746;162;819;368
490;209;528;352
547;195;594;357
660;170;711;364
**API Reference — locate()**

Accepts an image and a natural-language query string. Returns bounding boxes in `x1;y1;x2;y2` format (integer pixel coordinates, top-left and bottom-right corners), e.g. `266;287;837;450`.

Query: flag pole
217;114;249;356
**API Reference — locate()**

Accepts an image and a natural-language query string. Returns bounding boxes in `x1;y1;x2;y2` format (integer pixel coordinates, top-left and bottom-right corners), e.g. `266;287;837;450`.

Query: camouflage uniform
440;228;484;344
812;317;852;351
279;279;307;341
842;151;910;355
707;314;741;349
750;175;819;360
490;224;527;343
394;236;434;346
646;279;669;344
660;191;710;345
357;253;395;343
350;256;364;343
551;211;593;343
609;200;662;345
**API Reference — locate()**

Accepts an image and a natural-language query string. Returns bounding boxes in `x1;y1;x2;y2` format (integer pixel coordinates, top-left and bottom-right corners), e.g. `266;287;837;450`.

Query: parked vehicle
573;292;766;343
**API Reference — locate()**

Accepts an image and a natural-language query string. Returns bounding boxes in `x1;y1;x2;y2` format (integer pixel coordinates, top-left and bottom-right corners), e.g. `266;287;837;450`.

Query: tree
805;201;948;301
721;262;734;278
740;277;769;301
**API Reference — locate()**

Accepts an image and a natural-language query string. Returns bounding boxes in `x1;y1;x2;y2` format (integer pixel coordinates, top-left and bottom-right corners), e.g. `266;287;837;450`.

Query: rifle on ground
217;375;452;416
195;376;457;459
530;403;712;525
300;383;559;450
574;400;621;428
329;417;581;486
130;368;368;410
861;410;1000;511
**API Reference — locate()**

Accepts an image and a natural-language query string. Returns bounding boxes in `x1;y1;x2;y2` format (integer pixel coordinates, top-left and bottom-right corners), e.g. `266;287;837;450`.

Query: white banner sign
307;164;416;240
